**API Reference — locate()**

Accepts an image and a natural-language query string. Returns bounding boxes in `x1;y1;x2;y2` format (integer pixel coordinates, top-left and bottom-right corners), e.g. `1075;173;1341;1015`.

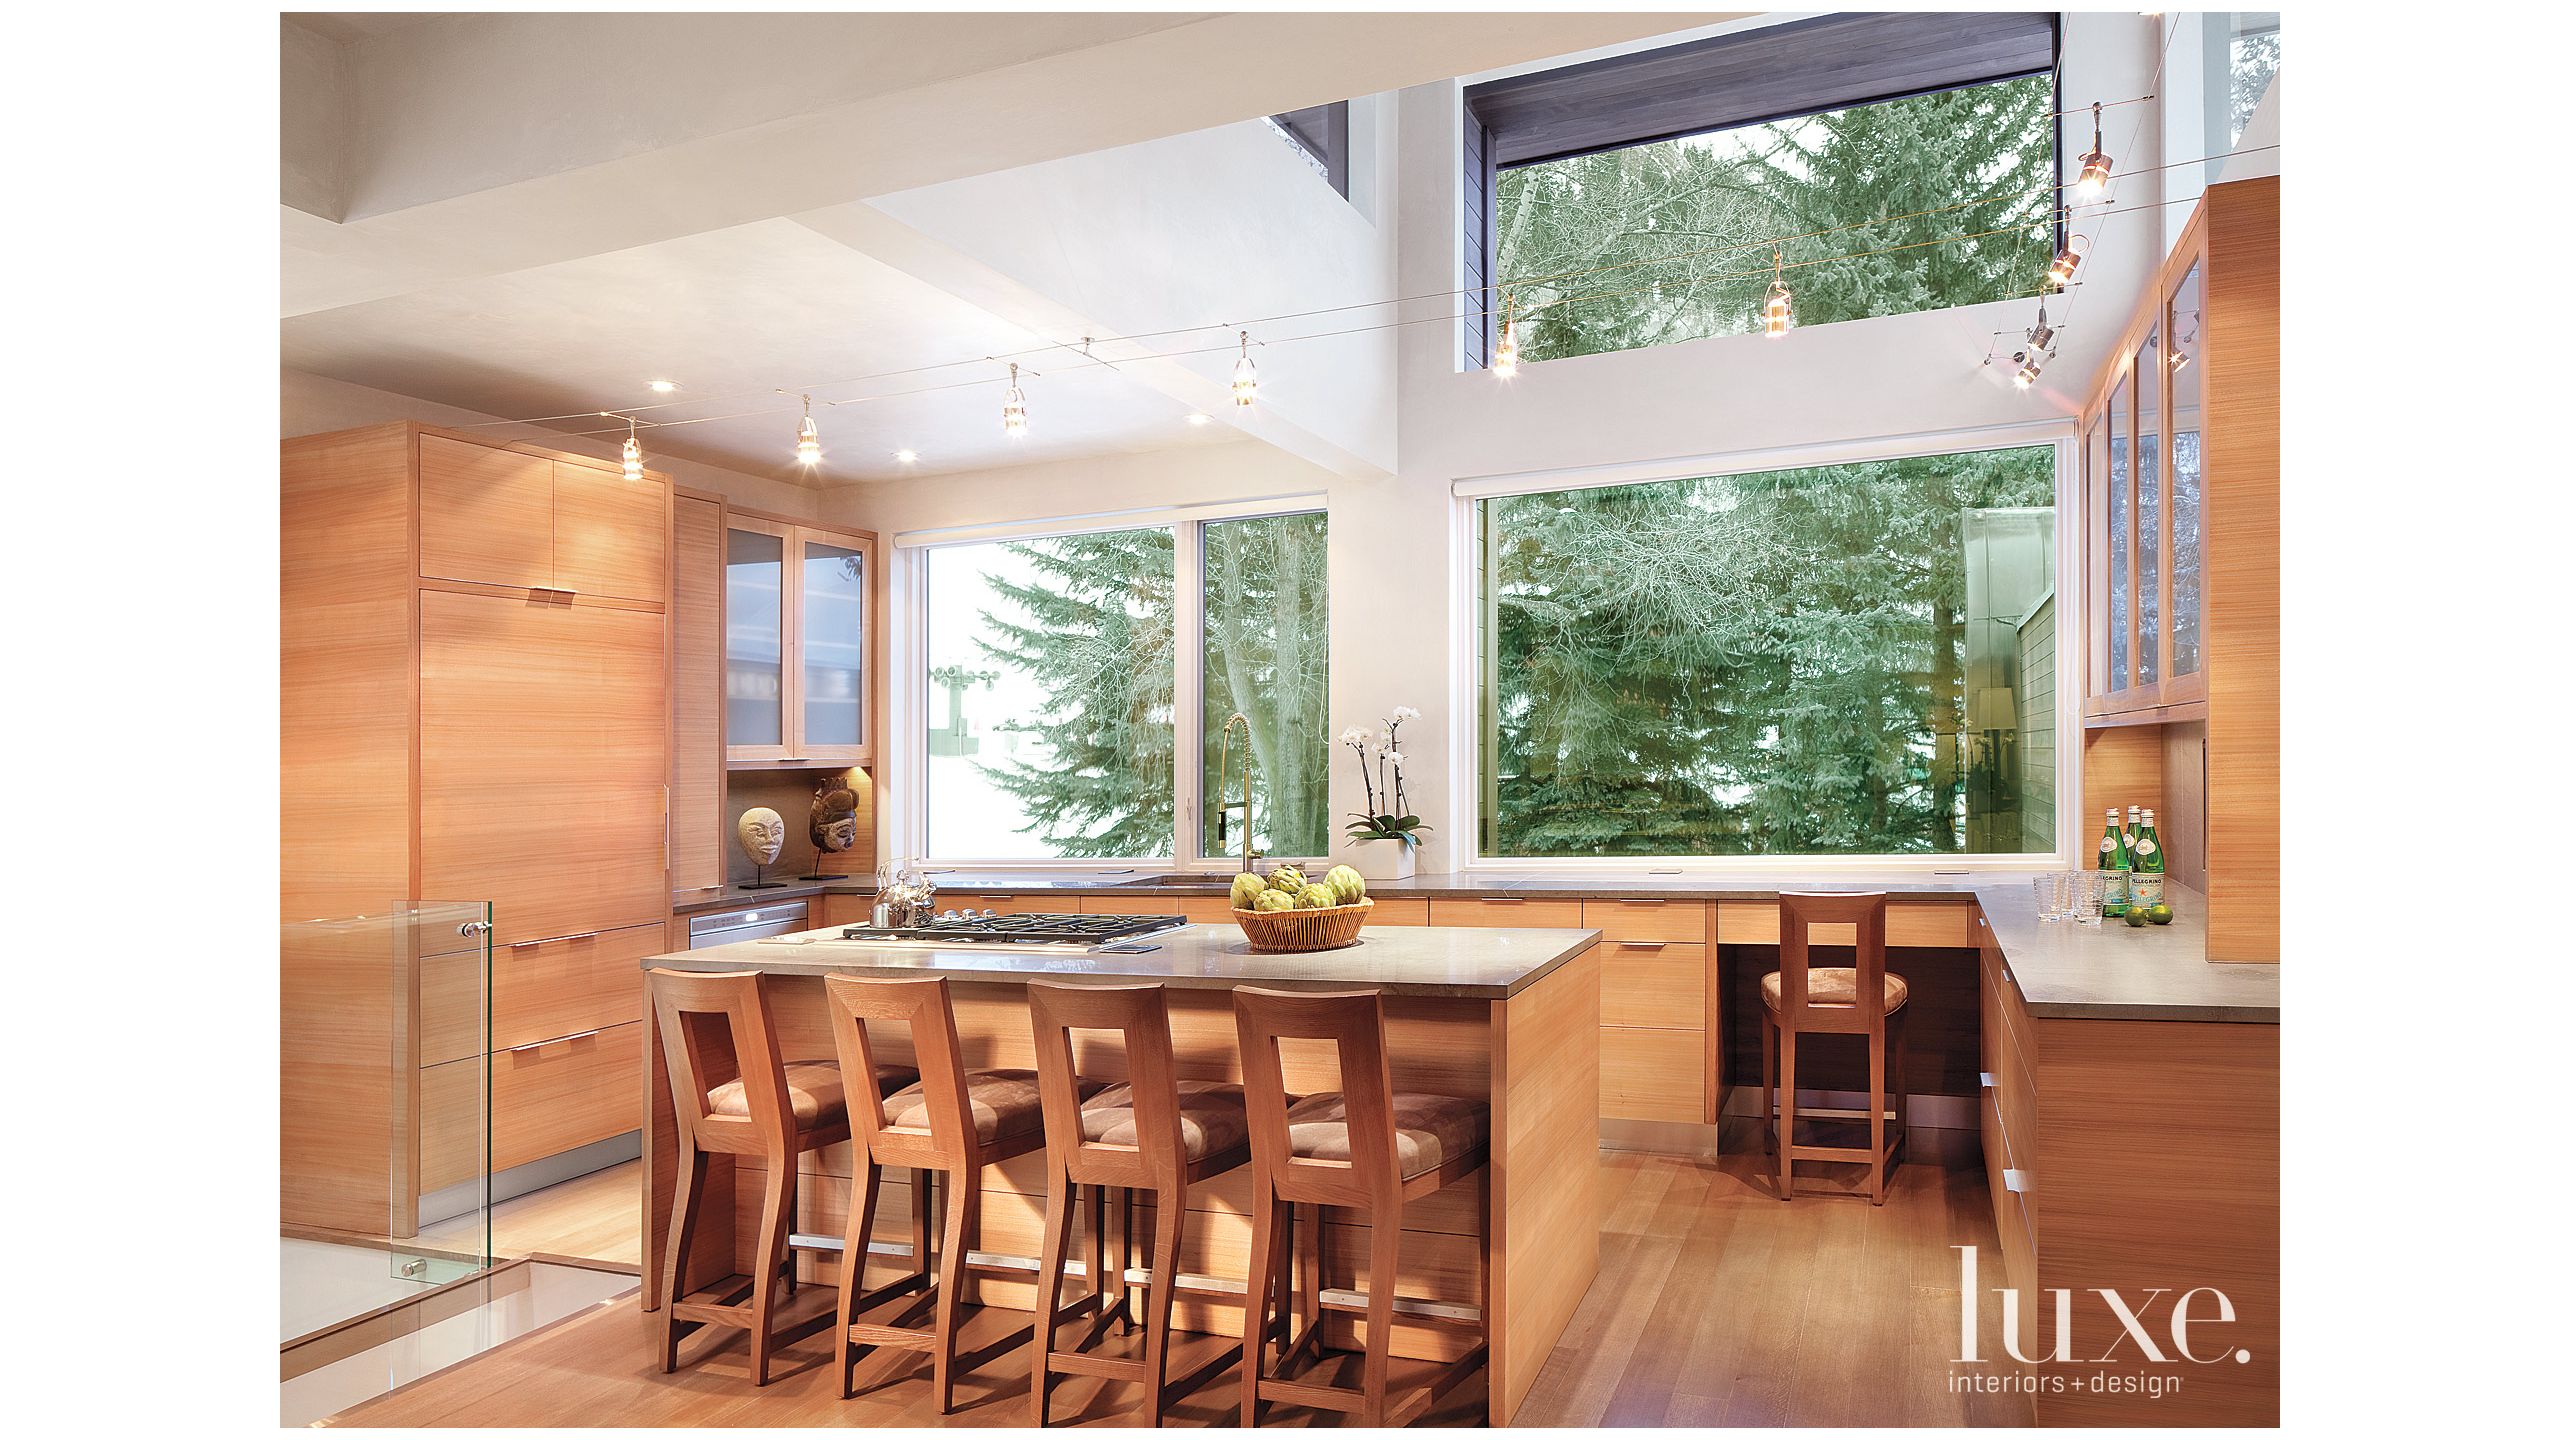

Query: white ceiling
280;218;1240;483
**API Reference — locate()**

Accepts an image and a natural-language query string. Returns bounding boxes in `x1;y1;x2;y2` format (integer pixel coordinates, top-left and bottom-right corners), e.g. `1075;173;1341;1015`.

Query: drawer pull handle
1617;940;1670;951
509;1028;605;1054
2002;1168;2029;1194
1980;1071;1997;1089
510;931;602;950
1477;897;1526;905
1614;899;1667;906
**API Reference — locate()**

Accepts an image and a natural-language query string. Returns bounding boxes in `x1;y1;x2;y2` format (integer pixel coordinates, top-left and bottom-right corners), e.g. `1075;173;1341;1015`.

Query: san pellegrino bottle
2098;808;2129;915
2131;808;2166;910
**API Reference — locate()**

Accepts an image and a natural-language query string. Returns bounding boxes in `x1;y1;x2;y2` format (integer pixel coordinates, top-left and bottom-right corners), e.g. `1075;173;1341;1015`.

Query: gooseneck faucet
1215;711;1257;874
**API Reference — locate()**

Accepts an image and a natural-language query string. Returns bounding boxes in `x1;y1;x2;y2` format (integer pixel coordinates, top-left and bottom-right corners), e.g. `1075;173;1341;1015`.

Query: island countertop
651;919;1602;1000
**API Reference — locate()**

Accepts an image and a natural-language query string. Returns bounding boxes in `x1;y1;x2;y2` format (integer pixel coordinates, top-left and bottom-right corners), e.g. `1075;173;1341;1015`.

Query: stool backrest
823;973;973;1167
1232;986;1396;1204
1775;892;1890;1033
648;967;790;1156
1026;982;1181;1188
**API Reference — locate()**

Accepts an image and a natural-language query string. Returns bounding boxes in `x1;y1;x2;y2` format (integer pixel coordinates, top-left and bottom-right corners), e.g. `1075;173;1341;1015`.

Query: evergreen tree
1201;512;1330;860
972;528;1177;858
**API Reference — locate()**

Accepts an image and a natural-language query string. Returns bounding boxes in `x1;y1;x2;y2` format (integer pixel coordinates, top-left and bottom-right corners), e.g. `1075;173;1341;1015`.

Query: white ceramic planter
1340;837;1418;882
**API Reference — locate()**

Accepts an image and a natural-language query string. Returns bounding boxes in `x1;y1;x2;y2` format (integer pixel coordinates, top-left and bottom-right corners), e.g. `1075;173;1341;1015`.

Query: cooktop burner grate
841;911;1186;945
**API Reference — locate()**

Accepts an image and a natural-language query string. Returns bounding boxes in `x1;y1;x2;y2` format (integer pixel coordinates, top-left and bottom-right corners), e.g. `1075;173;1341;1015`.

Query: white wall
279;369;830;516
863;106;1401;478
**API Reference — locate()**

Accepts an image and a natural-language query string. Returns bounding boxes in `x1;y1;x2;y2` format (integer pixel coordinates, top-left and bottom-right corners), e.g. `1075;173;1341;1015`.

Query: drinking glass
2073;870;2111;926
2031;871;2069;922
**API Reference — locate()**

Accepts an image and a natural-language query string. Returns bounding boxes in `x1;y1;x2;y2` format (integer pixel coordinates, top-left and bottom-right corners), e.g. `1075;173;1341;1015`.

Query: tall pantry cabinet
282;422;672;1235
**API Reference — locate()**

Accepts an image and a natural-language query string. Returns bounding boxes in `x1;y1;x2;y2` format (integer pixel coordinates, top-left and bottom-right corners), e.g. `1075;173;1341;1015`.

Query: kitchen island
640;919;1606;1426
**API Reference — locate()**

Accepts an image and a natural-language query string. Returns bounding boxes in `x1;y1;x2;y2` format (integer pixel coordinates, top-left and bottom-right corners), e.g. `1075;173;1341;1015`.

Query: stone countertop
649;921;1601;1000
667;867;2275;1022
672;880;844;916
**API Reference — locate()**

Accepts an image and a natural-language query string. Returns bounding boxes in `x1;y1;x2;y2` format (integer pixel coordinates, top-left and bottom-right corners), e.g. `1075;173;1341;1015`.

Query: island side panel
1488;945;1603;1426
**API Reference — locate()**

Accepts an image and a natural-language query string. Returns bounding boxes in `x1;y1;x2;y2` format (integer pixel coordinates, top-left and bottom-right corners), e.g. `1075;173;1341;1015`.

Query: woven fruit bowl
1232;898;1373;953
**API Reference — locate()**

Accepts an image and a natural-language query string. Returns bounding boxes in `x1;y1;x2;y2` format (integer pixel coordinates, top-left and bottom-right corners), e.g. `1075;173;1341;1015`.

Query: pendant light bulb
2074;103;2114;199
2012;353;2043;389
1761;246;1794;338
1230;331;1258;408
1491;293;1521;378
620;419;644;481
794;396;821;466
1001;363;1028;437
2048;232;2087;288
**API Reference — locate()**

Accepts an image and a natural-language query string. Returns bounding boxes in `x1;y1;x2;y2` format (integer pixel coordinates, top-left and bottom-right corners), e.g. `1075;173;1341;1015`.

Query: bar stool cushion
705;1059;913;1127
1078;1079;1250;1160
1283;1091;1488;1179
881;1068;1075;1144
1760;969;1910;1013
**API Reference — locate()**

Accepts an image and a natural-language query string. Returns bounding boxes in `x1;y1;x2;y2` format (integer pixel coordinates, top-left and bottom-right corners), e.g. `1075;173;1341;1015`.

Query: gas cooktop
839;911;1187;947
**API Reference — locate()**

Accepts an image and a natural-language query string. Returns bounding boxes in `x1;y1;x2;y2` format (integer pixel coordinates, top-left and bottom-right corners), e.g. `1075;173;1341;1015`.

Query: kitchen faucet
1215;711;1258;873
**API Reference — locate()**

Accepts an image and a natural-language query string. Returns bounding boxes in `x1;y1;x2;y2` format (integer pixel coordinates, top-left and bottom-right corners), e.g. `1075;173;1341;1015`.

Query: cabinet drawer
1078;893;1232;924
1428;897;1581;929
1721;901;1976;948
818;893;870;928
490;1021;643;1173
1584;898;1710;945
550;464;667;604
492;922;656;1052
1599;1027;1708;1123
940;892;1083;917
419;1055;484;1193
1364;897;1428;926
418;435;552;591
1596;942;1708;1030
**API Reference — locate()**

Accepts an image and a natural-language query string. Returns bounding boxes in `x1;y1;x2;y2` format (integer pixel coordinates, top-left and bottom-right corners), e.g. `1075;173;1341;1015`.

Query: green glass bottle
2131;808;2167;911
2098;808;2129;915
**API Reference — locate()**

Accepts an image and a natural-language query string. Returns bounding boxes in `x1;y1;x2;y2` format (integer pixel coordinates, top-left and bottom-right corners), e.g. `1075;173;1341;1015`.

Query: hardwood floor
415;1159;647;1270
330;1144;2033;1427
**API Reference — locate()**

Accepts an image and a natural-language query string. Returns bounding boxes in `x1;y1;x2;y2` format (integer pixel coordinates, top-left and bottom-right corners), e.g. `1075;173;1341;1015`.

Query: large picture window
1478;446;2059;858
923;510;1329;864
1465;12;2059;366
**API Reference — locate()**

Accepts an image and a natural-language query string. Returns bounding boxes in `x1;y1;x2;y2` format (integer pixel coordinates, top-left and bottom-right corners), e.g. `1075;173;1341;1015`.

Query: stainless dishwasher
688;899;810;949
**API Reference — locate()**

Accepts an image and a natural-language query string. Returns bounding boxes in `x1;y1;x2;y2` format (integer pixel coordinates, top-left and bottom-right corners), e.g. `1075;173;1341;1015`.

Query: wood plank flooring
329;1145;2034;1427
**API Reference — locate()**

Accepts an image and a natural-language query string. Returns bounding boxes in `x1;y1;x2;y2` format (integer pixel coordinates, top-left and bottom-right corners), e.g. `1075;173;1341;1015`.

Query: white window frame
1450;419;2083;876
888;494;1331;874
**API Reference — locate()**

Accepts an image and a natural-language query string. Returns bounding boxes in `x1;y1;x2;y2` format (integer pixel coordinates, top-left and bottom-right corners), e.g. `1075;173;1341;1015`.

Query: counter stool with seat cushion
646;967;916;1385
1023;982;1258;1426
823;973;1089;1413
1760;892;1909;1204
1231;986;1491;1428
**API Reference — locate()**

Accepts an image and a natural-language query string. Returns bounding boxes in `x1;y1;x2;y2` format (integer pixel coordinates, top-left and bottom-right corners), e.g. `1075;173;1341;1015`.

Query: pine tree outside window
1477;445;2060;860
920;510;1331;865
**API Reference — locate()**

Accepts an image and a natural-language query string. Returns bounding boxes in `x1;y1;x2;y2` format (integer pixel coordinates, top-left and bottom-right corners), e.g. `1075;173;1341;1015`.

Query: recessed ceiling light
647;379;678;393
1185;412;1211;426
893;449;919;464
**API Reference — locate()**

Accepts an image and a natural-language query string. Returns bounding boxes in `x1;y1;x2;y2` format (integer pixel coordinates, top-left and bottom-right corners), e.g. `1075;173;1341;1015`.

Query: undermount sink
1108;873;1232;889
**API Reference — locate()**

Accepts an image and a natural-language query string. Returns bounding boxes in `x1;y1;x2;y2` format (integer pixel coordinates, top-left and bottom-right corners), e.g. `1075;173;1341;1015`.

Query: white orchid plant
1342;706;1430;850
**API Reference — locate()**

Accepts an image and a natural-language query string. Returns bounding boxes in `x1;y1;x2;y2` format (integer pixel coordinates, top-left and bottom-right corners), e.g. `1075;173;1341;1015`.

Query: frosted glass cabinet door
725;524;787;758
2169;261;2205;684
2106;376;2132;695
799;537;870;756
2135;327;2163;688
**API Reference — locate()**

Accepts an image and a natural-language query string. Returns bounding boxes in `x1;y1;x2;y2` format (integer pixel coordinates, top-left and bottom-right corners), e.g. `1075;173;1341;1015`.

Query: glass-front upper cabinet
2135;327;2163;689
2104;376;2132;695
725;521;788;759
723;516;878;762
2167;260;2206;696
799;536;869;756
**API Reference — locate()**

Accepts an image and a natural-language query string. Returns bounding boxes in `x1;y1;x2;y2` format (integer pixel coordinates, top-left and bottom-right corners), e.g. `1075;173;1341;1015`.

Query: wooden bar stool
647;967;917;1384
1760;892;1910;1204
823;973;1081;1413
1231;986;1491;1428
1024;982;1257;1426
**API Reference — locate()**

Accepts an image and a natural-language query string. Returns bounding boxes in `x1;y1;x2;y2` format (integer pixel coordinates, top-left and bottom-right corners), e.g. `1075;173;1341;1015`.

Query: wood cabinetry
2072;177;2280;961
282;421;672;1236
1977;938;2277;1425
670;492;726;894
723;513;880;763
